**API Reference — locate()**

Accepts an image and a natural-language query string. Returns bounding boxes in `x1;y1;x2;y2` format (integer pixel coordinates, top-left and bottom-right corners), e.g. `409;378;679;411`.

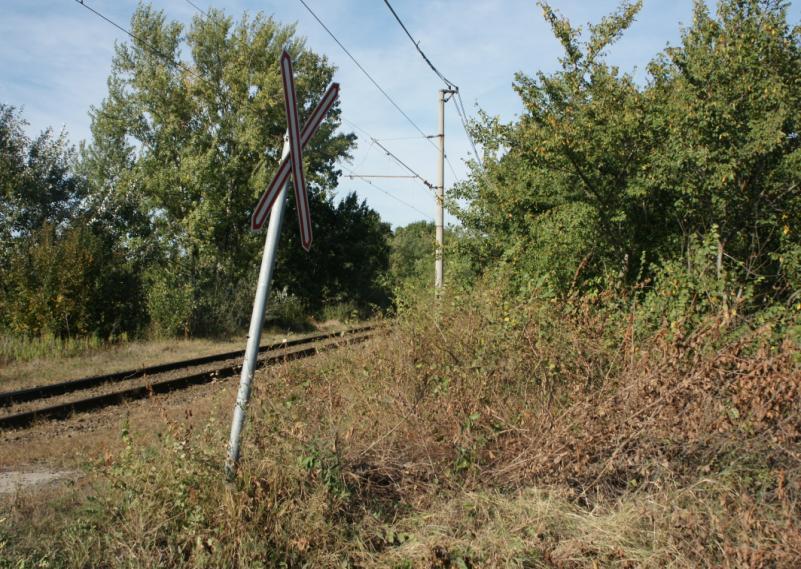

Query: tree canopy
1;5;394;338
0;105;83;258
455;0;801;308
82;4;392;334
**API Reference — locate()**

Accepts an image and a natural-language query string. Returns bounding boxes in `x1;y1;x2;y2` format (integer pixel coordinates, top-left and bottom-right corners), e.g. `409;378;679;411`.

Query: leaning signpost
226;51;340;479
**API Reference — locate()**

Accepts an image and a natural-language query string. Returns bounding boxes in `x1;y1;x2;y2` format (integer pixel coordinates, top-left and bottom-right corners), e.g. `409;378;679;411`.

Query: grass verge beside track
1;293;799;567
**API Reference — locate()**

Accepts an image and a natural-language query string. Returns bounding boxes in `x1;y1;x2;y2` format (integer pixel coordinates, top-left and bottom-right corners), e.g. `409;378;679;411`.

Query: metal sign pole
225;135;290;480
227;50;338;480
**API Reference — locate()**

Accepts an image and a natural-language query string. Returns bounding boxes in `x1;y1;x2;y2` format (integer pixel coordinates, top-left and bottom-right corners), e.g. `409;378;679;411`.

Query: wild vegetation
3;286;799;566
1;0;801;567
0;7;391;351
456;0;801;310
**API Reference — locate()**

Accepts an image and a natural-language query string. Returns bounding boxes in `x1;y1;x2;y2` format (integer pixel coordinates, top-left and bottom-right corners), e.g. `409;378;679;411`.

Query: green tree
389;220;436;288
0;104;84;261
454;1;656;297
0;106;136;338
82;4;357;334
277;191;392;313
645;0;801;296
2;223;143;337
456;0;801;305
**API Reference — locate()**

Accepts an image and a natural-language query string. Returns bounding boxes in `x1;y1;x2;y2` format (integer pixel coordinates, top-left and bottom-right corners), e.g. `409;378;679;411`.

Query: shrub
500;202;603;299
637;228;747;335
265;287;310;331
145;264;195;338
1;223;143;338
6;281;799;566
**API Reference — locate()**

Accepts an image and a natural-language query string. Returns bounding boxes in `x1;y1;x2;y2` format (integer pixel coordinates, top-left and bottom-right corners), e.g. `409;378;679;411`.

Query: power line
373;138;435;190
295;0;438;152
453;91;484;170
181;0;454;184
345;174;417;179
343;167;432;220
352;139;376;171
74;0;220;136
73;0;206;86
342;118;435;191
98;0;472;184
375;135;429;142
175;0;439;200
381;0;484;170
444;146;461;182
382;0;456;89
183;0;208;17
93;0;441;209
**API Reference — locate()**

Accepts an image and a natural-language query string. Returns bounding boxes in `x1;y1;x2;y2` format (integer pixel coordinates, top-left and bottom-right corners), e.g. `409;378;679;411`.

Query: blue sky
2;0;800;228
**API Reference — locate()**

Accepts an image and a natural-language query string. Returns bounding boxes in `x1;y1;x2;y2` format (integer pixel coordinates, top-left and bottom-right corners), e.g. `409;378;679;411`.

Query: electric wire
183;0;208;17
75;0;429;223
373;138;435;190
180;0;449;187
352;139;376;171
342;118;435;191
73;0;206;85
453;91;483;169
81;0;439;214
375;135;429;142
343;167;432;220
444;148;461;183
345;175;416;179
381;0;484;170
381;0;456;89
180;0;441;184
295;0;438;152
73;0;232;140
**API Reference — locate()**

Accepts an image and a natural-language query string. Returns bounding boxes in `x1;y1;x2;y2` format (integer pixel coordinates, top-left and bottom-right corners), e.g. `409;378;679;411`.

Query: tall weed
3;283;799;566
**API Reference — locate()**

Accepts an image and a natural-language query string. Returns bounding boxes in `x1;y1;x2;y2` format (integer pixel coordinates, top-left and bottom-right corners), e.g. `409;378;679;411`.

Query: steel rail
0;329;378;430
0;324;378;408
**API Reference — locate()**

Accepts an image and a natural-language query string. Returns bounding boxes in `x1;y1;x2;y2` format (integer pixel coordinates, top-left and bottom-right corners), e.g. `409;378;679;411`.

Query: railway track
0;324;380;430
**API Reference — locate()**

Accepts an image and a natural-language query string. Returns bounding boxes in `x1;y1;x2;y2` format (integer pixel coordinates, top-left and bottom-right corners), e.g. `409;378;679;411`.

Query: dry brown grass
1;291;799;567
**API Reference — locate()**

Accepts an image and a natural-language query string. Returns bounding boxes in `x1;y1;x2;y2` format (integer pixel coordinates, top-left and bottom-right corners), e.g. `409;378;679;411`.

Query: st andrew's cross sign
226;52;339;478
250;50;340;251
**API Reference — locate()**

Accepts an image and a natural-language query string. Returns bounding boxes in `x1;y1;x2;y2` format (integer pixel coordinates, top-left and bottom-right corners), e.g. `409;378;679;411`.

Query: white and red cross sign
250;50;340;251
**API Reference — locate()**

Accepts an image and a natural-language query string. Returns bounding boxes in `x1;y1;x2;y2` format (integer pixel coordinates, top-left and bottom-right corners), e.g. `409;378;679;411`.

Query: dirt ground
0;325;368;498
0;357;277;495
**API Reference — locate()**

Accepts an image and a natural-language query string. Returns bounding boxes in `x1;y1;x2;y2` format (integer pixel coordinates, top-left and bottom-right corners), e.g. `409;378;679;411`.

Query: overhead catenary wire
183;0;208;17
73;0;230;152
444;146;461;183
342;117;435;191
179;0;442;188
73;0;207;86
352;139;376;171
343;167;432;220
382;0;456;90
375;135;430;142
373;139;435;190
453;91;483;169
381;0;484;170
295;0;439;152
86;0;438;221
345;175;416;179
341;113;434;219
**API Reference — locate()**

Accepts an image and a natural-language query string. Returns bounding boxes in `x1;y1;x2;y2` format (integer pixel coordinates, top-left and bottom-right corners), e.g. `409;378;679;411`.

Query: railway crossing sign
250;50;340;251
227;52;341;479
